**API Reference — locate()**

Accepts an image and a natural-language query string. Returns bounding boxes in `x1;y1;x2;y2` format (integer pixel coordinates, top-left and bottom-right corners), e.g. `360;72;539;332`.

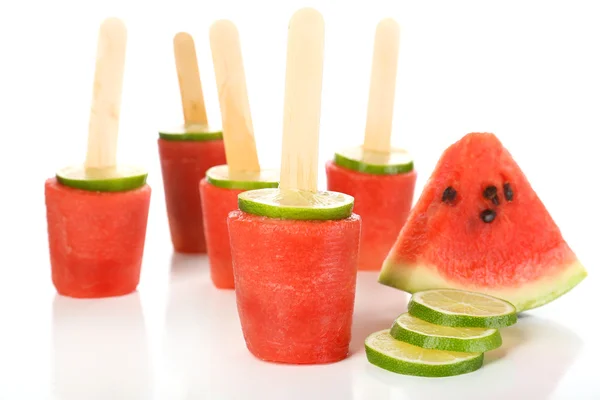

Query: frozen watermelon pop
228;8;361;364
45;18;151;298
200;20;279;289
158;32;226;253
326;18;416;271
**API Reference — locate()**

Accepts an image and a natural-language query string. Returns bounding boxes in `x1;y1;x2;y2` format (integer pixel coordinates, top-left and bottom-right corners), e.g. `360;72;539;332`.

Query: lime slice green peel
365;330;484;378
238;188;354;220
334;146;414;175
56;165;148;192
159;124;223;141
408;289;518;329
390;313;502;353
206;165;279;190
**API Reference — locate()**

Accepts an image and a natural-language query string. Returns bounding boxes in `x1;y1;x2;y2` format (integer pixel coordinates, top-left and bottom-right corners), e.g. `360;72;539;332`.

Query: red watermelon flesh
325;161;417;271
378;133;587;312
45;178;151;298
199;178;243;289
228;210;361;364
158;138;227;253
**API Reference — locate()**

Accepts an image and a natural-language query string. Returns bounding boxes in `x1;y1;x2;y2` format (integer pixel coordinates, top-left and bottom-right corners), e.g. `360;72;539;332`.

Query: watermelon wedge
379;133;587;312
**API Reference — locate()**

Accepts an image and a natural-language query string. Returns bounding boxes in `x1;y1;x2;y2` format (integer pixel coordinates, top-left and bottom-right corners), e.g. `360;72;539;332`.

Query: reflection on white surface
210;269;405;400
350;272;407;400
360;315;583;400
51;292;151;400
350;272;409;356
208;325;357;400
161;253;215;398
160;260;411;399
208;270;406;400
46;256;593;400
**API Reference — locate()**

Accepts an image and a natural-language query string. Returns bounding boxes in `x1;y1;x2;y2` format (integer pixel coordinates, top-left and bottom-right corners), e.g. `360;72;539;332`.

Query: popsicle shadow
193;262;358;399
482;318;530;364
364;315;583;400
349;271;409;355
51;292;151;400
169;252;209;281
161;253;219;397
209;346;357;400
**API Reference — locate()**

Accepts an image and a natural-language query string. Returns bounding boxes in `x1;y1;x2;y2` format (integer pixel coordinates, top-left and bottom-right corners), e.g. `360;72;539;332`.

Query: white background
0;0;598;399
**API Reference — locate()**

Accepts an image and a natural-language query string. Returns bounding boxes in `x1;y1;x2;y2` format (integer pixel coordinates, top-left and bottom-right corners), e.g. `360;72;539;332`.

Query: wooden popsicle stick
85;17;128;169
209;20;260;172
363;18;400;153
174;32;208;126
279;8;325;192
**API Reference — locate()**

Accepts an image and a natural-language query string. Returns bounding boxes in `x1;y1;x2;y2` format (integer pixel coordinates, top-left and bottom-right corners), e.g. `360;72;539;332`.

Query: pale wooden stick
363;18;400;153
174;32;208;126
85;17;127;169
209;20;260;172
279;8;325;192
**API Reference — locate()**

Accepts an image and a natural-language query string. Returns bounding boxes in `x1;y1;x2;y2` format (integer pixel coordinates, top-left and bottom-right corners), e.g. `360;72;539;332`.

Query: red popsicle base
158;139;227;253
199;178;243;289
326;161;417;271
228;210;361;364
44;178;151;298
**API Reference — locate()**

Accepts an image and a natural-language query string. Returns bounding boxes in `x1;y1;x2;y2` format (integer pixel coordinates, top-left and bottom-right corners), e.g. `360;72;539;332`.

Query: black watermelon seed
442;187;457;203
503;183;514;201
483;185;497;199
480;209;496;223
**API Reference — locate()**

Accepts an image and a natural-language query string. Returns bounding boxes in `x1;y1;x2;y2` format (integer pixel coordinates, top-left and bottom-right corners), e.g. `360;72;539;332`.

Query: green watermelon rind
390;315;503;353
365;331;484;378
378;259;587;313
407;298;517;329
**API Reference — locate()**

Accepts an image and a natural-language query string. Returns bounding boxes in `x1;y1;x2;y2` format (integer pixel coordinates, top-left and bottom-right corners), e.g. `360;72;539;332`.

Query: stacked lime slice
365;289;517;377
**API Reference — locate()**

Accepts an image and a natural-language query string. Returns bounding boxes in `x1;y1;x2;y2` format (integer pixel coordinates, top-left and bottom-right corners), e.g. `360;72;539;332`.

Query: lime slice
56;165;148;192
390;312;502;353
334;146;414;175
238;188;354;220
408;289;517;328
365;329;484;377
159;123;223;141
206;165;280;190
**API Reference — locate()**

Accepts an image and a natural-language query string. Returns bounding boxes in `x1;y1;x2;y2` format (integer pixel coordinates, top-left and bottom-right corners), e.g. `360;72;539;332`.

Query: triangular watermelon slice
379;132;587;312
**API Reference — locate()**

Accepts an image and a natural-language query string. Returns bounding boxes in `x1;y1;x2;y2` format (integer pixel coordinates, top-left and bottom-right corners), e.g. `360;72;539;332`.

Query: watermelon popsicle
158;32;226;253
228;9;361;364
45;18;151;298
200;20;279;289
326;19;416;271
